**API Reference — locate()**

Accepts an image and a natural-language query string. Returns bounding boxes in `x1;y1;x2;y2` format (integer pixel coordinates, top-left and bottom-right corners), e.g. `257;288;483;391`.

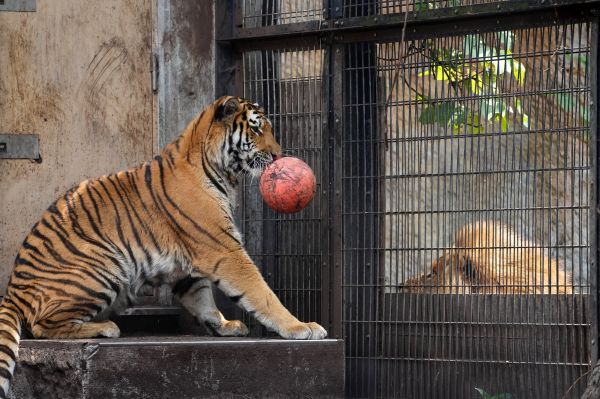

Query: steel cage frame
215;1;600;397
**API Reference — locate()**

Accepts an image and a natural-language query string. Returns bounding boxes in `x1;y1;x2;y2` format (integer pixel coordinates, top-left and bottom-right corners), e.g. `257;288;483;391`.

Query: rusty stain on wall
0;0;154;292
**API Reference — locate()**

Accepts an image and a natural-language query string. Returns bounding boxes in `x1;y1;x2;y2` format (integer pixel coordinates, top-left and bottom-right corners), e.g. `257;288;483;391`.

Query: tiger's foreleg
31;320;120;339
173;275;249;336
203;253;327;340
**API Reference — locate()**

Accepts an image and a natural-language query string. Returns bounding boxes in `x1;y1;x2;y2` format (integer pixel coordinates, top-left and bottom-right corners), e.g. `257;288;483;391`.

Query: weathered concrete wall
10;337;345;399
0;0;154;292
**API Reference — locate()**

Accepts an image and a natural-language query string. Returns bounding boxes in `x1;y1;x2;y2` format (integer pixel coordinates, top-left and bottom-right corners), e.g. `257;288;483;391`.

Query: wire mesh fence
240;46;326;334
242;0;323;26
228;1;598;398
342;22;592;398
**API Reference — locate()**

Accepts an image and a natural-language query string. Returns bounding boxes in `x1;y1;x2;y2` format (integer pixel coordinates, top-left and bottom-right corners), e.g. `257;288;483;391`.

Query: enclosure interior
226;1;597;398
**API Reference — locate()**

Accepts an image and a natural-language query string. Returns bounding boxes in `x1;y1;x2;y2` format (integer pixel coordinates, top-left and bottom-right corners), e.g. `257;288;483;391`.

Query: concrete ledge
10;337;344;399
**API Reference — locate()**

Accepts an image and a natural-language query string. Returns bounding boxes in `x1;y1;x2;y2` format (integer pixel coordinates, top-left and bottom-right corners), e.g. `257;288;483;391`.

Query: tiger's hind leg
32;320;120;339
173;276;249;337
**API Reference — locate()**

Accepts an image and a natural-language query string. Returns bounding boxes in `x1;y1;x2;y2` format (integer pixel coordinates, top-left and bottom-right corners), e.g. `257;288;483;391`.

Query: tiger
0;96;327;398
399;220;573;294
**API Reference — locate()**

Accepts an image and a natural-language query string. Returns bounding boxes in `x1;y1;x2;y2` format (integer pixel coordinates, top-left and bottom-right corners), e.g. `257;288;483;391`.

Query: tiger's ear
215;97;239;121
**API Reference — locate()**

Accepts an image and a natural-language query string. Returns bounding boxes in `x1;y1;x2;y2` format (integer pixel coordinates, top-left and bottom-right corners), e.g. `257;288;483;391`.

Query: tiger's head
207;96;281;179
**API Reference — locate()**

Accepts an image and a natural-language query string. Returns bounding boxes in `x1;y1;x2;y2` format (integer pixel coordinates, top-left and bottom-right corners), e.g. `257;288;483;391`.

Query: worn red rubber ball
260;156;316;213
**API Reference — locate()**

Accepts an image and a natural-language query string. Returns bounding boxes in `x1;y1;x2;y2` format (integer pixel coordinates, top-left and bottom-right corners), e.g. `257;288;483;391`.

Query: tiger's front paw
280;322;328;340
218;320;249;337
97;321;121;338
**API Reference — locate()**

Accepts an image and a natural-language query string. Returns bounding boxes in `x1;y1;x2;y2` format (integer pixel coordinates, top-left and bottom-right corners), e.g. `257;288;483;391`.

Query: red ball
260;156;316;213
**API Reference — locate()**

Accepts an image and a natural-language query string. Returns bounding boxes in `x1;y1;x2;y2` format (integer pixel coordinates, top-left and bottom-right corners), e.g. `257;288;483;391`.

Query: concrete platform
9;337;344;399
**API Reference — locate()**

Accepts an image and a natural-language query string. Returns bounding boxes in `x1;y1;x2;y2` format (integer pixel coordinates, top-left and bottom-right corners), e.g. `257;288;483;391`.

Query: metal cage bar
589;16;600;367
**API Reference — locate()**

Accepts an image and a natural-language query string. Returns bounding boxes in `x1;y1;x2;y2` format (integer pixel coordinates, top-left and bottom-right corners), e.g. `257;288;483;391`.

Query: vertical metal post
329;0;344;19
330;42;344;340
214;0;245;322
261;45;280;331
321;39;332;332
344;40;380;399
234;0;243;27
215;0;242;97
590;16;599;366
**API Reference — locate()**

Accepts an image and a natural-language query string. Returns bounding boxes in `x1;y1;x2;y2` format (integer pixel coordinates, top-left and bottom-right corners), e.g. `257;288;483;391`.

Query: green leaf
514;98;522;114
512;60;526;86
414;1;431;11
469;77;484;95
522;113;529;128
481;70;497;90
552;91;590;123
433;65;451;81
461;112;483;134
474;388;512;399
475;388;491;399
580;107;590;123
480;98;505;121
419;101;464;127
501;115;509;133
565;53;588;68
470;113;482;132
492;394;513;399
416;93;429;102
452;107;469;127
553;91;574;111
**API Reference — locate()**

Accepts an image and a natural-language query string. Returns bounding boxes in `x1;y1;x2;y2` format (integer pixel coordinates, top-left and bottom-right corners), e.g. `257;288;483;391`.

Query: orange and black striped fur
0;96;327;397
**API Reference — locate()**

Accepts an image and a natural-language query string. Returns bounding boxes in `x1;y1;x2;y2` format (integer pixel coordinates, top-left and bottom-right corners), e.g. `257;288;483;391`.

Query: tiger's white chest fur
102;253;195;318
143;253;194;286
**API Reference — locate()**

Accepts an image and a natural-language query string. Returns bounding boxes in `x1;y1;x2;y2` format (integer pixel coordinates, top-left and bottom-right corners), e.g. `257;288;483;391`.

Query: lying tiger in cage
399;221;573;294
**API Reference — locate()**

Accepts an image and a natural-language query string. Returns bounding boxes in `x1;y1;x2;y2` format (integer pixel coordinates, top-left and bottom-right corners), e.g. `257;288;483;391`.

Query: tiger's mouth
246;151;273;177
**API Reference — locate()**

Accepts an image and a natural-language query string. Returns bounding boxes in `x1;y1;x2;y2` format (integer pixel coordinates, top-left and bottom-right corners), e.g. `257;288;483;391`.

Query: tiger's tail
0;299;22;399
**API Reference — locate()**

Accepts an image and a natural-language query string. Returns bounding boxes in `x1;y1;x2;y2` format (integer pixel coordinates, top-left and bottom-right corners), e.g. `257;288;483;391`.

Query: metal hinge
0;134;41;162
151;53;159;93
0;0;36;12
